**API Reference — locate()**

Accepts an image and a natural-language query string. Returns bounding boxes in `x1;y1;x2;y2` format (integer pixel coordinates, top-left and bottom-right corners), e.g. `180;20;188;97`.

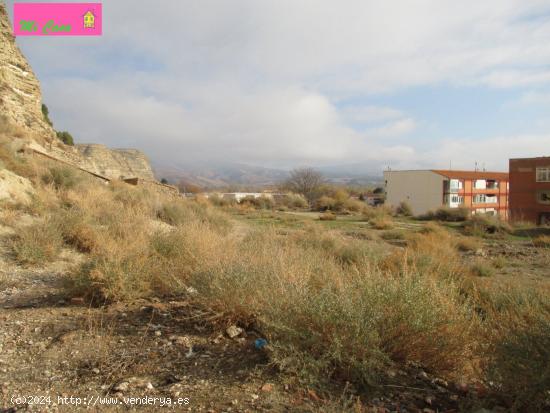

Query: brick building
509;157;550;224
384;169;509;218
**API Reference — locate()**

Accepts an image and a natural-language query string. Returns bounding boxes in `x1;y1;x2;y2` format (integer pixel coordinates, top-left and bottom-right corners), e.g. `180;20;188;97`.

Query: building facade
509;157;550;224
384;169;509;218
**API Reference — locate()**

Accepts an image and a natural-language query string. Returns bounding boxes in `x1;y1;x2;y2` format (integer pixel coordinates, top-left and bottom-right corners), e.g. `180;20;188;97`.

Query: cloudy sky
6;0;550;173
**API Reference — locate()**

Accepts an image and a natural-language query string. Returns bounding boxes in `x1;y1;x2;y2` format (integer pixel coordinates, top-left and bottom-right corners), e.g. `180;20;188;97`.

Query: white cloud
342;106;404;124
6;0;550;171
517;90;550;105
421;134;550;171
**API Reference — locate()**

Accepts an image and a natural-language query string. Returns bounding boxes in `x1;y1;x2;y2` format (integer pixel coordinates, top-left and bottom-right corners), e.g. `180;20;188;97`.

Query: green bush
56;131;74;146
41;166;80;189
41;104;53;126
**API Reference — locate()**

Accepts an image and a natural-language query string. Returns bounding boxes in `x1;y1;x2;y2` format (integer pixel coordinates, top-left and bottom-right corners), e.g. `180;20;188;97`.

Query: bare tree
283;167;325;202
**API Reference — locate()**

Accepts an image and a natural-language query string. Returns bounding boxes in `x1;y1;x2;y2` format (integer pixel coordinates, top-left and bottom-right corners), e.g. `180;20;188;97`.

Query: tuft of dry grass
319;211;337;221
455;236;482;252
370;216;394;230
12;217;64;265
533;235;550;248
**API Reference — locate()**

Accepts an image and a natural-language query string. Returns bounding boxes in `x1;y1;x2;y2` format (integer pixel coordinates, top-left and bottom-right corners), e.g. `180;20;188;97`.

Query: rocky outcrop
0;2;54;139
74;144;155;180
0;168;35;205
0;3;156;181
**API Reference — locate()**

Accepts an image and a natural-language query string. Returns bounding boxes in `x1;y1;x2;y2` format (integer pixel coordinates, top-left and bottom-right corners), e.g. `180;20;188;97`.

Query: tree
160;178;169;184
283;167;325;203
56;131;74;146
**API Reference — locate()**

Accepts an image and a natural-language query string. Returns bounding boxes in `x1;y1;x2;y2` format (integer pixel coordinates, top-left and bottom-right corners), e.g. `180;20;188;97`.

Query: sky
6;0;550;174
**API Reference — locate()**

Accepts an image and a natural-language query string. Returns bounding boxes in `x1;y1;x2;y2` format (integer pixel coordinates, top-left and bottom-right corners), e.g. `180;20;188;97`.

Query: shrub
463;215;512;237
455;237;482;252
208;194;235;207
12;218;64;264
343;198;366;213
418;207;469;222
315;196;335;211
380;230;406;240
0;138;36;178
41;166;80;189
533;235;550;248
395;201;413;216
319;211;337;221
189;228;477;389
284;193;308;209
240;195;274;210
479;286;550;411
56;131;74;146
157;199;231;234
41;104;53;126
370;216;393;230
470;261;495;277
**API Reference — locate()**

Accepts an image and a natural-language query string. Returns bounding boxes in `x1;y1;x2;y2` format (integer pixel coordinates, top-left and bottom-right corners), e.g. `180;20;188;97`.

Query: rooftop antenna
482;162;486;172
474;161;478;172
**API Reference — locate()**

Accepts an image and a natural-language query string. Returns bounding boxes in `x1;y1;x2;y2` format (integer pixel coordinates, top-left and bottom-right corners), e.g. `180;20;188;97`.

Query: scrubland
1;131;549;411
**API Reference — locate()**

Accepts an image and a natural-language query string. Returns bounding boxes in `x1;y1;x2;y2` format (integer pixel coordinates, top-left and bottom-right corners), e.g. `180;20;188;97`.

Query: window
538;190;550;205
451;195;463;204
474;180;487;189
486;180;498;189
450;179;463;190
536;167;550;182
474;194;486;203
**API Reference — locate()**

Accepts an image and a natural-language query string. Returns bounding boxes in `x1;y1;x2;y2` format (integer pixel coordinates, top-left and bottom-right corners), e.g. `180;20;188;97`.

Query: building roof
431;170;509;180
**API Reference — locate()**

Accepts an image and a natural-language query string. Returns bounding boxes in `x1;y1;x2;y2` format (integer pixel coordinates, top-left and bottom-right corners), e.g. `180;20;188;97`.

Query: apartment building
509;157;550;224
384;169;509;218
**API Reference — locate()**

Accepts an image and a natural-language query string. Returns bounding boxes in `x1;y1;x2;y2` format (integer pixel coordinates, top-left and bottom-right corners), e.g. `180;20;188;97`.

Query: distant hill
153;161;383;189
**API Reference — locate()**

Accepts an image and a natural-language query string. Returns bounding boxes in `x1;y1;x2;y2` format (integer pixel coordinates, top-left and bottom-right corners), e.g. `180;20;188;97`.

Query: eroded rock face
75;144;155;180
0;3;54;138
0;168;35;205
1;4;156;181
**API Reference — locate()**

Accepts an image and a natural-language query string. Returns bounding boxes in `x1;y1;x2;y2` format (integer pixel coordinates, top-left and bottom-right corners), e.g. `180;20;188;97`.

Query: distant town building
384;169;509;218
509;157;550;225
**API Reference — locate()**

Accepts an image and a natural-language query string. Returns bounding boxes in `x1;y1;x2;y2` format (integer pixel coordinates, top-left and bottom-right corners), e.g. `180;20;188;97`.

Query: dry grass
12;217;64;264
370;216;394;230
455;236;482;252
319;211;337;221
1;131;548;406
533;235;550;248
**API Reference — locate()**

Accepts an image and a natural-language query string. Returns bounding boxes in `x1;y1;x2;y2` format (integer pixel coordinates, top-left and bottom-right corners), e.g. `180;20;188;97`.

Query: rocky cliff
0;2;156;180
0;2;54;139
74;144;155;180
